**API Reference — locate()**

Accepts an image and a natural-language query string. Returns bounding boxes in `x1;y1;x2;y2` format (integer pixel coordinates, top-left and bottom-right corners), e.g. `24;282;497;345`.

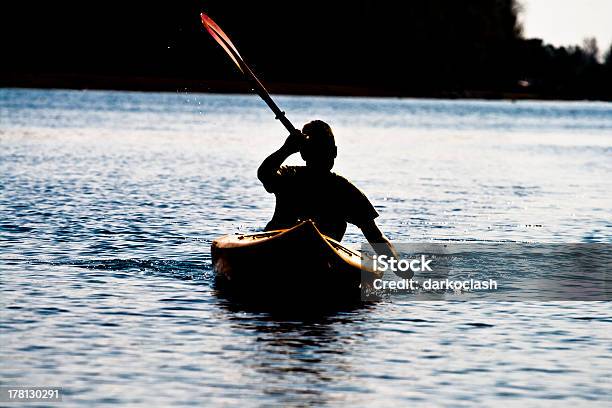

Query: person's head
300;120;337;172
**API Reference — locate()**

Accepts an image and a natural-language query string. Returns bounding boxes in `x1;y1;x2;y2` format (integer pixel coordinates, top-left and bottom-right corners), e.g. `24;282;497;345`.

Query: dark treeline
518;37;611;99
1;0;611;100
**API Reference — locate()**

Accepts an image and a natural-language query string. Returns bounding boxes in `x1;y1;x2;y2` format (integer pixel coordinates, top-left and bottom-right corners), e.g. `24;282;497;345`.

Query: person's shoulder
332;172;358;189
332;172;379;223
334;172;376;197
331;172;369;199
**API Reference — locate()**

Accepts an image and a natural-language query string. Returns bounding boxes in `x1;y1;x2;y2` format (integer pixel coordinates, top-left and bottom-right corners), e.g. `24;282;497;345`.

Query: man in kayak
258;120;404;273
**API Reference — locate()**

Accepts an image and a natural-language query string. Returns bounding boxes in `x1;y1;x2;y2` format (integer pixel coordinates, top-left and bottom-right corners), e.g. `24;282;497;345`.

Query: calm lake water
1;88;611;406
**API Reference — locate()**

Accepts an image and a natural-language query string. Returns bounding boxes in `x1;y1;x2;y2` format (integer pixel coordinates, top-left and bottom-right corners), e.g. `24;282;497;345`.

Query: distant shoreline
1;73;609;102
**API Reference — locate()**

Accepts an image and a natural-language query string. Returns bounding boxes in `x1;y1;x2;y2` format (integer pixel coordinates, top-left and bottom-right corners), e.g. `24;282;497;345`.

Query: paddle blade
201;12;244;73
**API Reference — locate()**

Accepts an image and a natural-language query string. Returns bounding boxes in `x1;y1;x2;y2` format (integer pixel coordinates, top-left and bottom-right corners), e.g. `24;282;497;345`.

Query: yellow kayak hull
211;220;379;295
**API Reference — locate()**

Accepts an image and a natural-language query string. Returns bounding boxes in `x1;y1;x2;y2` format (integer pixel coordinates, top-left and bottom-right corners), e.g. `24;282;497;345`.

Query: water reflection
215;285;375;405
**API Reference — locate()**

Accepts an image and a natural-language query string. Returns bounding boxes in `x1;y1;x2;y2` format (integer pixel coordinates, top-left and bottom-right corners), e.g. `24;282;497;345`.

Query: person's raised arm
257;131;304;191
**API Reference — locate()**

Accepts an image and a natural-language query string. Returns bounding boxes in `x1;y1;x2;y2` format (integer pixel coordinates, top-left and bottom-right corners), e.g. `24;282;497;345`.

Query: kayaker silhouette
200;14;407;280
258;120;401;267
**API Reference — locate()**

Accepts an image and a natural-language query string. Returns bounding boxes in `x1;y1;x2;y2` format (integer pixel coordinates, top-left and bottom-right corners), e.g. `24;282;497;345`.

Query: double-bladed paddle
200;12;297;134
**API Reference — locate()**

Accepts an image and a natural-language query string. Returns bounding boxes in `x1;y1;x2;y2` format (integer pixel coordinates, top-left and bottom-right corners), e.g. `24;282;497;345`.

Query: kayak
211;220;380;296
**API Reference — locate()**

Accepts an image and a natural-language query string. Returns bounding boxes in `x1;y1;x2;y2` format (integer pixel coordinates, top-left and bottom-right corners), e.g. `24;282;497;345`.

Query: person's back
263;165;377;241
258;120;406;277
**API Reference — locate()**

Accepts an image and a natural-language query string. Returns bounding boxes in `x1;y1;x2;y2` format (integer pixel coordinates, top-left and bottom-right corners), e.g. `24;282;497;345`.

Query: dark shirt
262;166;379;240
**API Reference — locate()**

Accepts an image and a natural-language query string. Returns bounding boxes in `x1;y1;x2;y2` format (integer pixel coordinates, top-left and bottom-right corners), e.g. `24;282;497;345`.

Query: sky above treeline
521;0;612;52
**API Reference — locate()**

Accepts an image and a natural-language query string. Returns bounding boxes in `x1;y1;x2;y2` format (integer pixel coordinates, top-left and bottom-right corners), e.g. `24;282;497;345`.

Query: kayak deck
211;220;379;295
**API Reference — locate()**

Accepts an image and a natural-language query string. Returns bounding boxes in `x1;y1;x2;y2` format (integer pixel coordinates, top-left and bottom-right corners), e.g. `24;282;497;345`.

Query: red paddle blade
201;12;244;73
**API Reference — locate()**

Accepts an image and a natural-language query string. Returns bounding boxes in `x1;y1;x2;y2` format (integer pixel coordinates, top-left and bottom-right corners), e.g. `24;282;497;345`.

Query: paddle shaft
241;63;297;134
200;13;297;134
